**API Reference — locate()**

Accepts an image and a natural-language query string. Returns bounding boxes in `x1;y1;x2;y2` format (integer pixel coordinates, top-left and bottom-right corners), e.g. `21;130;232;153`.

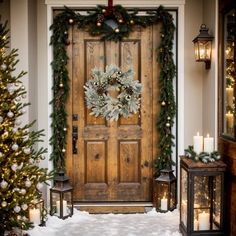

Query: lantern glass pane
194;176;211;231
157;183;168;211
205;41;212;60
51;191;60;216
29;199;44;225
64;191;73;215
194;42;200;60
222;8;235;138
199;42;206;60
181;168;188;226
213;175;222;229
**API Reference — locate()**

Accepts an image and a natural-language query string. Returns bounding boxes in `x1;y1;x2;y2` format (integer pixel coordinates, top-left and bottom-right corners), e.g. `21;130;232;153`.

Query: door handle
72;125;78;154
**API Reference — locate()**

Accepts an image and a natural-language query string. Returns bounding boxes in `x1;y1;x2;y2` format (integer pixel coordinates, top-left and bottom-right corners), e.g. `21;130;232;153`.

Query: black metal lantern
179;157;226;236
50;171;73;219
29;197;45;226
155;169;177;212
193;24;214;69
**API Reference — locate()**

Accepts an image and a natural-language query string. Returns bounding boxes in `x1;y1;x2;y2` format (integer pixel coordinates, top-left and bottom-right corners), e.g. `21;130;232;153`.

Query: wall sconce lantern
179;157;226;236
50;171;74;219
193;24;214;69
155;169;177;212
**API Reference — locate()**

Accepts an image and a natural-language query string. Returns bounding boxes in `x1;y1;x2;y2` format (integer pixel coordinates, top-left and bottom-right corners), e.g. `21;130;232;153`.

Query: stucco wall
202;0;217;147
184;0;204;146
184;0;217;148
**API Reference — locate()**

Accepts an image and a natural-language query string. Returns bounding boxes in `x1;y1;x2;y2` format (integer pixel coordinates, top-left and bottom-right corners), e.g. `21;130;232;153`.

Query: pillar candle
226;86;234;107
199;211;210;230
56;200;67;217
204;134;214;153
193;132;203;154
160;196;168;211
226;111;234;130
29;208;41;225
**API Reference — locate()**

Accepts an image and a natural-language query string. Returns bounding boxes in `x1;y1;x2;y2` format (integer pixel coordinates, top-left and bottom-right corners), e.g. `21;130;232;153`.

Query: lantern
50;171;73;219
179;157;226;236
193;24;213;69
155;169;177;212
29;197;45;226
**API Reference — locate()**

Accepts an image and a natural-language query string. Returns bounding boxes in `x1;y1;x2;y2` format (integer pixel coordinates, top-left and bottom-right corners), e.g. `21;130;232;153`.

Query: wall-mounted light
193;24;214;69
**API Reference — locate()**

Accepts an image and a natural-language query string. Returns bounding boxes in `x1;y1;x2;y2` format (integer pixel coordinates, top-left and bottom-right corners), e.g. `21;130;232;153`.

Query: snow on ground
26;208;182;236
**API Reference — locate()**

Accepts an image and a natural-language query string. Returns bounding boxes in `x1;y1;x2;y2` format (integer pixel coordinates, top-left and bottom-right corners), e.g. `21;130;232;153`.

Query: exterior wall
184;0;217;149
202;0;217;147
9;0;38;124
184;0;203;146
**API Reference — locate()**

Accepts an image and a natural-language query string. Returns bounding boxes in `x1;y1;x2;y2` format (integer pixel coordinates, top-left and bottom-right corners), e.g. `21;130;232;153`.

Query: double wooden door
65;24;161;202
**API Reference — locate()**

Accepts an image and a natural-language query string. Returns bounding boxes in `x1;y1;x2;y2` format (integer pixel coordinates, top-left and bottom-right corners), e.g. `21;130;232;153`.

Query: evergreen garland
185;146;221;164
50;5;176;176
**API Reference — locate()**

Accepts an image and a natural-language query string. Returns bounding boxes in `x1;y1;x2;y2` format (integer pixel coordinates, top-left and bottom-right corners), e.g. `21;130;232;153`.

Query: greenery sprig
49;5;176;176
185;146;221;164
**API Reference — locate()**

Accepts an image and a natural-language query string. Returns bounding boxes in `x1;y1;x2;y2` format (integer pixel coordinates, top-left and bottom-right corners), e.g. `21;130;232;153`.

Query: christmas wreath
84;64;142;121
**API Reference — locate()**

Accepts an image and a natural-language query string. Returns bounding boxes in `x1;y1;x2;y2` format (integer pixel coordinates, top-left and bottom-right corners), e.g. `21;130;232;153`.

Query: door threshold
74;202;153;214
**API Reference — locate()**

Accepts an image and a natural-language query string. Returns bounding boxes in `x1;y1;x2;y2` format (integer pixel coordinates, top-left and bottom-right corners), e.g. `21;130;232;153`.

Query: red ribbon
108;0;113;10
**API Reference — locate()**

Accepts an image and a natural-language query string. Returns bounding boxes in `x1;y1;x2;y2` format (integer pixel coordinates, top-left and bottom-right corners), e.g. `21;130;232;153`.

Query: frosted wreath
84;64;142;121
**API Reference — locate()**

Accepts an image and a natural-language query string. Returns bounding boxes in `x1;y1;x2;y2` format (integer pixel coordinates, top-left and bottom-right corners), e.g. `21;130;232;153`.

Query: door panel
66;24;161;202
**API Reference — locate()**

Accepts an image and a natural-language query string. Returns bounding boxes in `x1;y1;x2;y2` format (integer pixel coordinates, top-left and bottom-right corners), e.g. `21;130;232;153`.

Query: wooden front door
65;24;161;202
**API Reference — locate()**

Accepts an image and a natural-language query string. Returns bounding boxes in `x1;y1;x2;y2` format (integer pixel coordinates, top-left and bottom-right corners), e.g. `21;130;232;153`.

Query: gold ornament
115;28;120;33
69;19;74;24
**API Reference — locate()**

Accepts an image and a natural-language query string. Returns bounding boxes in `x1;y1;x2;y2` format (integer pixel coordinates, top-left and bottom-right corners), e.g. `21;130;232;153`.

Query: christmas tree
0;21;52;235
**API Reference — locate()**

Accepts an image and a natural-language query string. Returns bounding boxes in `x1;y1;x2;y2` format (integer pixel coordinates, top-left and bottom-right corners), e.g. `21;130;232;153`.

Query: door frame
44;0;185;206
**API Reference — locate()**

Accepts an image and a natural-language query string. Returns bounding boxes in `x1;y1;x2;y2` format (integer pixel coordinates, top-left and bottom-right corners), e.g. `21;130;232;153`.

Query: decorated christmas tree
0;21;52;235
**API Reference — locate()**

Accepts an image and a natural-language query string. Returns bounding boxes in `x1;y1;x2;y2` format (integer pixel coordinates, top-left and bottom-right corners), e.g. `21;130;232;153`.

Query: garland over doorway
49;2;176;176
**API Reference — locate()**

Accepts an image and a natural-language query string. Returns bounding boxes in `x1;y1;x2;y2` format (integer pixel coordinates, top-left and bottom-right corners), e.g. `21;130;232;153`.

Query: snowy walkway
27;209;182;236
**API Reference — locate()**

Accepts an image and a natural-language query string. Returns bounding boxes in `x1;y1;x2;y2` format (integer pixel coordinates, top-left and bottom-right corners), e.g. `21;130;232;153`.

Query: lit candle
199;211;210;230
160;196;168;211
194;218;199;231
204;134;214;153
193;132;203;154
226;86;234;107
56;200;67;217
226;111;234;130
29;208;41;225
